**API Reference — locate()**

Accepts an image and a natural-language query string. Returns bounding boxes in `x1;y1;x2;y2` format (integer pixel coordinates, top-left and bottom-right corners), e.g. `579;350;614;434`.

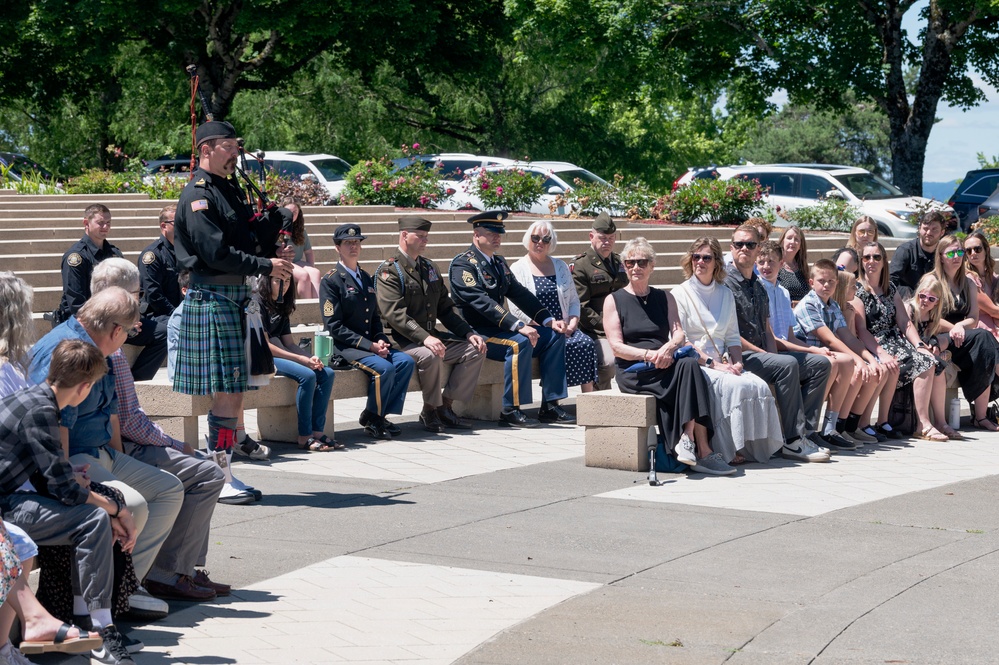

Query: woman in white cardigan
509;221;599;391
672;236;784;464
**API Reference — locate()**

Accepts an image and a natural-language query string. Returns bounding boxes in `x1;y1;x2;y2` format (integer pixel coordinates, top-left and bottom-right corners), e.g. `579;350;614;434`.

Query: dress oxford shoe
437;405;472;429
419;408;446;433
498;409;539;428
538;402;575;424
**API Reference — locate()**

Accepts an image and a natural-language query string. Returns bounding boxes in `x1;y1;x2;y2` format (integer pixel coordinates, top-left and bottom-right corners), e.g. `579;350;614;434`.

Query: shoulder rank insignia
66;252;82;267
194;178;206;187
323;299;334;317
462;270;476;287
141;251;156;265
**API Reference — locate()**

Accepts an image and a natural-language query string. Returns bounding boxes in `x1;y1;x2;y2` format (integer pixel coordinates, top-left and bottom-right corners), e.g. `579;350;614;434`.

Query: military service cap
398;216;432;232
592;211;617;234
333;223;367;243
467;210;508;235
195;121;237;146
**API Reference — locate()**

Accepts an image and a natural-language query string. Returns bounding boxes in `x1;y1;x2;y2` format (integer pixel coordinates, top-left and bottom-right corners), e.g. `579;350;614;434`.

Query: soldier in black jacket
449;211;571;427
320;224;416;439
54;204;123;324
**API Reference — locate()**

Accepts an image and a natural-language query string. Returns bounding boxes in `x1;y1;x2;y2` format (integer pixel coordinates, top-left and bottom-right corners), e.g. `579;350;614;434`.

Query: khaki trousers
595;337;616;391
403;339;486;407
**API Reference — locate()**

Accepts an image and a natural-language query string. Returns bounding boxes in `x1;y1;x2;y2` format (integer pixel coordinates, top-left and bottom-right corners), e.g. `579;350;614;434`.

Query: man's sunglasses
732;241;758;250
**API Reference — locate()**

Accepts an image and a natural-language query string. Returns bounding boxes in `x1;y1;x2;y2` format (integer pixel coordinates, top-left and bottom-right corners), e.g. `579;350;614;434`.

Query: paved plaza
37;382;999;664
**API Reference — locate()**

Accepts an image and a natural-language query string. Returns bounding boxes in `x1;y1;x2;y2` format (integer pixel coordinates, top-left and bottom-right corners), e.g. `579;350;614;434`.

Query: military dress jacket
320;264;390;362
174;167;286;278
571;246;627;336
448;245;551;332
56;235;124;323
138;235;181;317
375;251;474;349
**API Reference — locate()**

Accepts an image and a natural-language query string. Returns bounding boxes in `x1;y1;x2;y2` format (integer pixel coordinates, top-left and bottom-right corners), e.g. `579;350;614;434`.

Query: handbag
887;382;918;435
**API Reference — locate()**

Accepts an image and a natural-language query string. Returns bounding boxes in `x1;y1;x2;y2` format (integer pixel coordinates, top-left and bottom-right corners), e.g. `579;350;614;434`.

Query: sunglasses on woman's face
965;245;985;255
691;253;714;263
530;234;552;245
918;292;939;304
624;259;650;269
943;249;965;259
862;254;883;262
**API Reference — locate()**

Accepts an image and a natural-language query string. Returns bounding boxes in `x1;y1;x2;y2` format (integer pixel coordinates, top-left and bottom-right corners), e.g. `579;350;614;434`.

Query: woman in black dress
932;234;999;430
602;238;733;476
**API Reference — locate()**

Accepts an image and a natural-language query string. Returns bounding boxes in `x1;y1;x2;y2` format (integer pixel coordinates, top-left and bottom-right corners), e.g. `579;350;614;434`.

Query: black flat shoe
874;423;905;440
538;403;575;424
381;417;402;436
498;409;539;428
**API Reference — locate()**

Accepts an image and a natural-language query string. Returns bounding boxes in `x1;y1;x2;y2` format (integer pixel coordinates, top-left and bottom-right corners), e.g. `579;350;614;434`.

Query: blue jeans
274;358;336;436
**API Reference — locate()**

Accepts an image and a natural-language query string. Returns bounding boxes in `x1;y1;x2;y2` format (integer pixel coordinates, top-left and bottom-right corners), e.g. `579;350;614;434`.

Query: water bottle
948;397;961;431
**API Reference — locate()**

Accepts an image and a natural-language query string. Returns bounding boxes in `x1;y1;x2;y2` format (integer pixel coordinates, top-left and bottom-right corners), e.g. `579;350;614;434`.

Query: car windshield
310;158;351;182
833;173;904;200
554;169;609;187
6;154;53;180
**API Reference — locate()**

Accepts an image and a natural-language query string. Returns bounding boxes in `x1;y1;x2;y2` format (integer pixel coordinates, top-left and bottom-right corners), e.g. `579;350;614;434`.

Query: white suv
247;151;353;203
701;164;952;238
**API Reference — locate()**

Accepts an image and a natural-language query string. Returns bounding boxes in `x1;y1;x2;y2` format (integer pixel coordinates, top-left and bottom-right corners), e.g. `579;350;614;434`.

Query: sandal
972;418;999;432
937;425;965;440
729;453;749;466
298;437;335;452
315;434;344;450
20;622;103;654
917;426;948;442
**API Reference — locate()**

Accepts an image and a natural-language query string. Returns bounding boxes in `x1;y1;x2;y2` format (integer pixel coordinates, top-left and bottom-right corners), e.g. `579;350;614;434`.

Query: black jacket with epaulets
375;251;474;349
320;264;390;362
448;245;551;331
138;235;180;317
174;167;286;278
56;234;123;323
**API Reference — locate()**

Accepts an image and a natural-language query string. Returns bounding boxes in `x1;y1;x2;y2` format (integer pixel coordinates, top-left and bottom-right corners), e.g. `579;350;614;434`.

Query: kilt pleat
173;284;249;395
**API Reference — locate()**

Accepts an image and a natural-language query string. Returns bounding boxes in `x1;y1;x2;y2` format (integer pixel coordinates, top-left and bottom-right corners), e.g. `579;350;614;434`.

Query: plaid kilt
173;284;249;395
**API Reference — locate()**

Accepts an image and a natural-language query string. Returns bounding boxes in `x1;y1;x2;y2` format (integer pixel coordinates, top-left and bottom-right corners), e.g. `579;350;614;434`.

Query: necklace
632;287;651;305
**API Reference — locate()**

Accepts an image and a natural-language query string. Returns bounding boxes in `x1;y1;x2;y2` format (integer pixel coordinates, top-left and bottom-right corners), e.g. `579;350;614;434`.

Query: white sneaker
674;433;697;466
691;452;737;476
783;437;831;462
127;585;168;619
806;432;831;455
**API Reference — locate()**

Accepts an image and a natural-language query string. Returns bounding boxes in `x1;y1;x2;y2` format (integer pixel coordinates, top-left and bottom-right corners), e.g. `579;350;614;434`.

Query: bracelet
643;350;649;362
110;498;122;519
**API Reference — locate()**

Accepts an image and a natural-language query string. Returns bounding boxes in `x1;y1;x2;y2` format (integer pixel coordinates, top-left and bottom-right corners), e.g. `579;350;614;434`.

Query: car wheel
877;223;893;237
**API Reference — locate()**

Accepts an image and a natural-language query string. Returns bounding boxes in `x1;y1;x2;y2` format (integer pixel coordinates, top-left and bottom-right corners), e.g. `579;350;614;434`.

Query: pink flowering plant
464;168;544;211
565;174;656;219
651;177;765;223
341;145;446;208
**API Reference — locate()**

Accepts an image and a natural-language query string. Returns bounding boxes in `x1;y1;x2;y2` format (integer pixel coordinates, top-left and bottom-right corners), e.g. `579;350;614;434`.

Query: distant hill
923;180;959;202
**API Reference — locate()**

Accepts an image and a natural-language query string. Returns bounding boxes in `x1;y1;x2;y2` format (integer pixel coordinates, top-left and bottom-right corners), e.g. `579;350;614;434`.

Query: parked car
248;151;353;203
947;168;999;231
445;161;614;215
0;152;56;183
142;156;193;183
702;163;953;238
392;153;517;199
973;186;999;225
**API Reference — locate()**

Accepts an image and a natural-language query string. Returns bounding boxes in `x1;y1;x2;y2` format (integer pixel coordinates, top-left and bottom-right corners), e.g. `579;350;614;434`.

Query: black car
948;168;999;231
0;152;55;182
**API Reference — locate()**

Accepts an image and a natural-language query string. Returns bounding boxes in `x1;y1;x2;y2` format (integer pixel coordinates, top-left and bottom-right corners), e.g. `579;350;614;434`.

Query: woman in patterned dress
778;225;811;304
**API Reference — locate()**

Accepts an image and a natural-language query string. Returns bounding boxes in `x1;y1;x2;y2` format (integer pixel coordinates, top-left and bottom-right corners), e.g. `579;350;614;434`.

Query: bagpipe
187;65;293;383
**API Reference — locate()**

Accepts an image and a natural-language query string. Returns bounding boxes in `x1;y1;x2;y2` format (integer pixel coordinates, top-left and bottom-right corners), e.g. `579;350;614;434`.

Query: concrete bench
577;391;657;471
137;356;540;445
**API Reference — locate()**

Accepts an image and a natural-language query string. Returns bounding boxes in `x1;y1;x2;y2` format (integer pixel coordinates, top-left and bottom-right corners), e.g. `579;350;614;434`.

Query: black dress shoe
419;408;446;433
364;423;390;439
381;417;402;436
359;410;375;427
498;409;539;428
437;405;472;429
538;402;576;424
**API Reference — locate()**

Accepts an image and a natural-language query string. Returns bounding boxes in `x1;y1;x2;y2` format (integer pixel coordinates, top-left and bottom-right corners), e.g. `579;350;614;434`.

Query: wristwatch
704;357;714;367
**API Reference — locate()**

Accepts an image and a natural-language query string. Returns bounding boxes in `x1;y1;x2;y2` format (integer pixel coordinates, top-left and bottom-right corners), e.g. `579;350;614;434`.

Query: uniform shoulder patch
141;251;156;265
323;299;334;317
191;199;209;212
461;270;476;287
66;252;82;267
324;269;336;278
194;178;207;187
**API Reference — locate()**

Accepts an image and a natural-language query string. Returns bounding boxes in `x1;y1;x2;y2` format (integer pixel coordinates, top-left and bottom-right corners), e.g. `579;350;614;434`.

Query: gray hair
621;237;655;263
0;272;34;369
91;258;140;294
522;220;558;252
76;287;140;336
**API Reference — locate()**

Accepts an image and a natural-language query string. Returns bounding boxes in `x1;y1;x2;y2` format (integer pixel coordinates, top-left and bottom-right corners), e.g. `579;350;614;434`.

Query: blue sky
923;73;998;183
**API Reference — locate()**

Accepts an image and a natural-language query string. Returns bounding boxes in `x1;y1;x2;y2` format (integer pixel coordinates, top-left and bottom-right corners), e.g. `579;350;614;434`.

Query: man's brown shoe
193;570;231;596
144;575;216;602
419;407;446;433
437;404;472;429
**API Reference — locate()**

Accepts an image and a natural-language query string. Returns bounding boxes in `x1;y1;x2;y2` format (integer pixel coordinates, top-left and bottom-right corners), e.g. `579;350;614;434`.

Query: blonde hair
680;237;724;282
0;272;34;370
933;234;971;305
522;220;558;252
621;237;656;263
848;215;879;250
907;273;952;338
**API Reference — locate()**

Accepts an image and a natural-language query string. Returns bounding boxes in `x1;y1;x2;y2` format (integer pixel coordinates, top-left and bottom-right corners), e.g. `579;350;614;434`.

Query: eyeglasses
116;321;140;336
732;241;758;250
624;259;650;269
918;293;939;304
691;253;714;263
943;249;965;259
966;245;985;255
530;234;553;245
862;254;883;262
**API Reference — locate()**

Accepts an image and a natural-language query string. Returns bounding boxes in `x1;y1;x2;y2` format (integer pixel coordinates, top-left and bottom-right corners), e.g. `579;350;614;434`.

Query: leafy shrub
0;163;60;194
760;199;862;232
463;168;545;211
66;169;136;195
263;172;331;206
341;153;445;208
651;178;765;223
563;174;658;219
